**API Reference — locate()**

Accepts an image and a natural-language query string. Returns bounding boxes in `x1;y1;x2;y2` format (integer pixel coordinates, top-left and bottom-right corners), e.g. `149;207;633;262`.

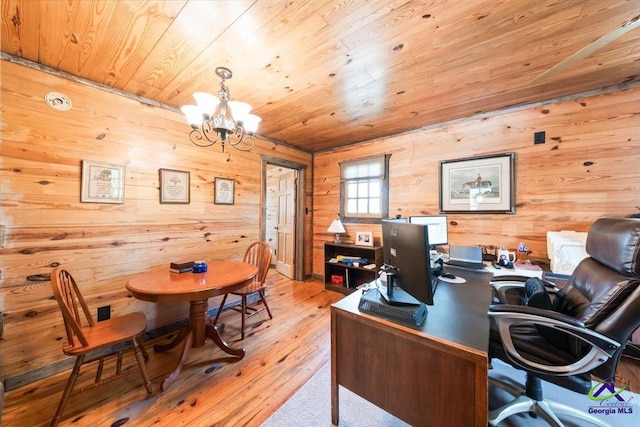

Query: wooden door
276;170;296;278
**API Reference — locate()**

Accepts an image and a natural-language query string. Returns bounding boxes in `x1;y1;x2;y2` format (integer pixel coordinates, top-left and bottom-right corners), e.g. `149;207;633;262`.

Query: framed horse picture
439;153;515;213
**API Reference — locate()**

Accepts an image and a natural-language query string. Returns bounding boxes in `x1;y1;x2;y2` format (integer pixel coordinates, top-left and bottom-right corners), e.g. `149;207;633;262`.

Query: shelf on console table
324;242;383;294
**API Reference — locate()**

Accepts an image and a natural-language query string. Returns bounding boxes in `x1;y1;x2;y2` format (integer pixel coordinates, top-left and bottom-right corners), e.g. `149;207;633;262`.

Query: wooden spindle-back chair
213;241;273;339
50;267;153;426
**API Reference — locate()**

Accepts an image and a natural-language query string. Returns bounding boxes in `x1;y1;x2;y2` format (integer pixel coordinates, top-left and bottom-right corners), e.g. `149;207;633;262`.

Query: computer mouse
441;273;456;279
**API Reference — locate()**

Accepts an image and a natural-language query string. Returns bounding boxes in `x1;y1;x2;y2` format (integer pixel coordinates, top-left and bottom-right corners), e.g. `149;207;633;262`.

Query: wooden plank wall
312;86;640;276
2;58;640;390
0;60;312;386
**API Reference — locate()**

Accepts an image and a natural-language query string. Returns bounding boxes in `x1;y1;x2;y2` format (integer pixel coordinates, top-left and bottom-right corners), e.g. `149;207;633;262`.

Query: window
340;155;390;222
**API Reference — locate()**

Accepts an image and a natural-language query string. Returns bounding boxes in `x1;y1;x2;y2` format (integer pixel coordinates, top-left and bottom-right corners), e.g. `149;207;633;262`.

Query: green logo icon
589;381;627;402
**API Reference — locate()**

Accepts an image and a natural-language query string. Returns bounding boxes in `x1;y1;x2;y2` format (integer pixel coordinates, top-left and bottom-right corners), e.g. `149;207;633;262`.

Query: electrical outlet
97;305;111;322
534;131;546;144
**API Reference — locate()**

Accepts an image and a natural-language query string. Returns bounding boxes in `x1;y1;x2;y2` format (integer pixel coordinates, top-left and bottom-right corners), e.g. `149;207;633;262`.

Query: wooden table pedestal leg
153;324;189;352
161;330;193;392
158;300;244;391
158;300;206;391
205;324;245;358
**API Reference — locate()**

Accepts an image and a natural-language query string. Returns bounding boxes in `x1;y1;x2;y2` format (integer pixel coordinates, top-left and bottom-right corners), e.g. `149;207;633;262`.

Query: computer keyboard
445;260;486;270
358;288;427;326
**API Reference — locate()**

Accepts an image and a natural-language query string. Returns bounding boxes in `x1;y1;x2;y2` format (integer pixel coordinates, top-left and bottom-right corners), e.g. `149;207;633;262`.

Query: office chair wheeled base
488;377;611;427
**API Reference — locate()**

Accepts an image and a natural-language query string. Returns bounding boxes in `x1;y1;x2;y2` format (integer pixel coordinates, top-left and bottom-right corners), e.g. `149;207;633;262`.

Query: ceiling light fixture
180;67;261;152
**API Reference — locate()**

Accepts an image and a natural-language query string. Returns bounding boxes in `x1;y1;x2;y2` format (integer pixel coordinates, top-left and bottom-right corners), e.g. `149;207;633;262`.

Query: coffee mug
497;249;516;263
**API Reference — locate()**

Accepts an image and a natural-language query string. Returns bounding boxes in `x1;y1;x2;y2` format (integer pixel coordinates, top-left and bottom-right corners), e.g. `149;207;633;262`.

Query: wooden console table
331;268;493;426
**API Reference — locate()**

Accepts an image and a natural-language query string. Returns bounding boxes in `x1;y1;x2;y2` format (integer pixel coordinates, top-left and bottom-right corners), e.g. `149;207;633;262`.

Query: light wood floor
3;271;639;427
3;271;343;427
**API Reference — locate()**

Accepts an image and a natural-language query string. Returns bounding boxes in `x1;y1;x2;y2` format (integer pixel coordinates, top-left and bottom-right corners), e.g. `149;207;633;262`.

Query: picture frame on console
159;168;190;204
439;152;515;213
355;231;374;247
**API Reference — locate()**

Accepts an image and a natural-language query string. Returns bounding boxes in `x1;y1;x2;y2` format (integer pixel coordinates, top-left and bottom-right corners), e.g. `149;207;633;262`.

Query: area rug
261;361;408;427
262;359;639;426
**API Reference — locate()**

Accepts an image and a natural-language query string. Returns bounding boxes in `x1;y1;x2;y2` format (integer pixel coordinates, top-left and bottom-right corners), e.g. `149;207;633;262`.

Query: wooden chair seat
61;312;148;355
50;267;152;427
230;282;267;297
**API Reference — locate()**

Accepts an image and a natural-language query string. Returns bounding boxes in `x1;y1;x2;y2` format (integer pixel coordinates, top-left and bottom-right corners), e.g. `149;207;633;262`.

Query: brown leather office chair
213;241;273;339
50;267;153;426
488;218;640;426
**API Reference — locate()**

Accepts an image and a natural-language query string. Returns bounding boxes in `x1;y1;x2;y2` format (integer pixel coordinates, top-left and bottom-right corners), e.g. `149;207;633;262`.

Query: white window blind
340;156;385;180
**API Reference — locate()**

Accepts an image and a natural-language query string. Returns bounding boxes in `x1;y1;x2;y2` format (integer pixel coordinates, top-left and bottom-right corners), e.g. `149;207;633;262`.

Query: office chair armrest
489;306;621;376
489;304;580;324
490;275;558;288
490;276;559;304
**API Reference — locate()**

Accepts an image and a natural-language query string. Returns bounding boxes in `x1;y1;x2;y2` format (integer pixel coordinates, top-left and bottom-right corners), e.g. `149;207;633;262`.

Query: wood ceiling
2;0;640;152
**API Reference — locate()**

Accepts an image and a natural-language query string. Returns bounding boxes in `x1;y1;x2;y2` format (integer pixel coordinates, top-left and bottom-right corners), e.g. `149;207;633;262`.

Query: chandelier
180;67;261;152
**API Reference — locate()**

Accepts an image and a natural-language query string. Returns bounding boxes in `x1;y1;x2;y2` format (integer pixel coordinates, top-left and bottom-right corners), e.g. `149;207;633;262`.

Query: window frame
339;154;391;224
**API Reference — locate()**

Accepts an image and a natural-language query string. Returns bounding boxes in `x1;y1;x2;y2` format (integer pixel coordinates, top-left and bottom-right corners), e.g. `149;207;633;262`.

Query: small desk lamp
327;219;346;243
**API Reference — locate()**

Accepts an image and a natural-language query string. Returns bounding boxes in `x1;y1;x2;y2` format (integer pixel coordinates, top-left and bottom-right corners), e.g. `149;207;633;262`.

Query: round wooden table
127;261;258;391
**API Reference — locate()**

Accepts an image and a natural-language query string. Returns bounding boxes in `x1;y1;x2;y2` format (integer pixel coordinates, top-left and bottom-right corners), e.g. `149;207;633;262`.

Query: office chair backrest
586;217;640;277
51;268;95;348
552;217;640;380
244;241;272;285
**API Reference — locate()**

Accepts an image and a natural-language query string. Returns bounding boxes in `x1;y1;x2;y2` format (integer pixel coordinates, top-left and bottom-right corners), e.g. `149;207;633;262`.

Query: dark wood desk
127;261;258;391
331;269;493;426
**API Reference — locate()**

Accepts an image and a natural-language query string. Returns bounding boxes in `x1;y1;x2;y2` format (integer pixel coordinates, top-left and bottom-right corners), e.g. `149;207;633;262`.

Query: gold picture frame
81;160;125;204
159;168;190;204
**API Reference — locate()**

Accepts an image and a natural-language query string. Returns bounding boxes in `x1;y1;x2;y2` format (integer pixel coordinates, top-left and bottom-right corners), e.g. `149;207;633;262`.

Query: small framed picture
81;160;125;204
215;177;235;205
159;168;190;204
355;231;374;247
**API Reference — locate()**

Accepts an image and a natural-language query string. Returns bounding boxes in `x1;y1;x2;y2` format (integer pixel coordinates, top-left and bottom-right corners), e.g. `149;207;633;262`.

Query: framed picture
159;168;190;204
439;153;515;213
81;160;125;204
355;231;374;247
214;177;235;205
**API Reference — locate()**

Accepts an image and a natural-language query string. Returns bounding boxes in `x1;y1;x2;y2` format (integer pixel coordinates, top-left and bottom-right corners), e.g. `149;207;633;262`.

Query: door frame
261;155;307;281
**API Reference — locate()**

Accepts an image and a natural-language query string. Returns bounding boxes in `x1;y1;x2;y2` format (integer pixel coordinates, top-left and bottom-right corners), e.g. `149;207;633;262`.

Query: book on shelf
170;261;194;273
331;275;344;286
336;255;362;263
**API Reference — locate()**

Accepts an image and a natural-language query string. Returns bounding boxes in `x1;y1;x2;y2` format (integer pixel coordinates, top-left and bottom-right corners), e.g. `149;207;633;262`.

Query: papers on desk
485;262;543;278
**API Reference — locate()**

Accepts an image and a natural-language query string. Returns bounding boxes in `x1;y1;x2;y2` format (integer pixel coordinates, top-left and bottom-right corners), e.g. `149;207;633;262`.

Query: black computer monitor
409;215;448;247
381;219;437;306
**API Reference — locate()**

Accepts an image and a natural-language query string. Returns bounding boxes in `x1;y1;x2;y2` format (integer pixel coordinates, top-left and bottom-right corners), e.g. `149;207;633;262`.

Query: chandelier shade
180;67;261;152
